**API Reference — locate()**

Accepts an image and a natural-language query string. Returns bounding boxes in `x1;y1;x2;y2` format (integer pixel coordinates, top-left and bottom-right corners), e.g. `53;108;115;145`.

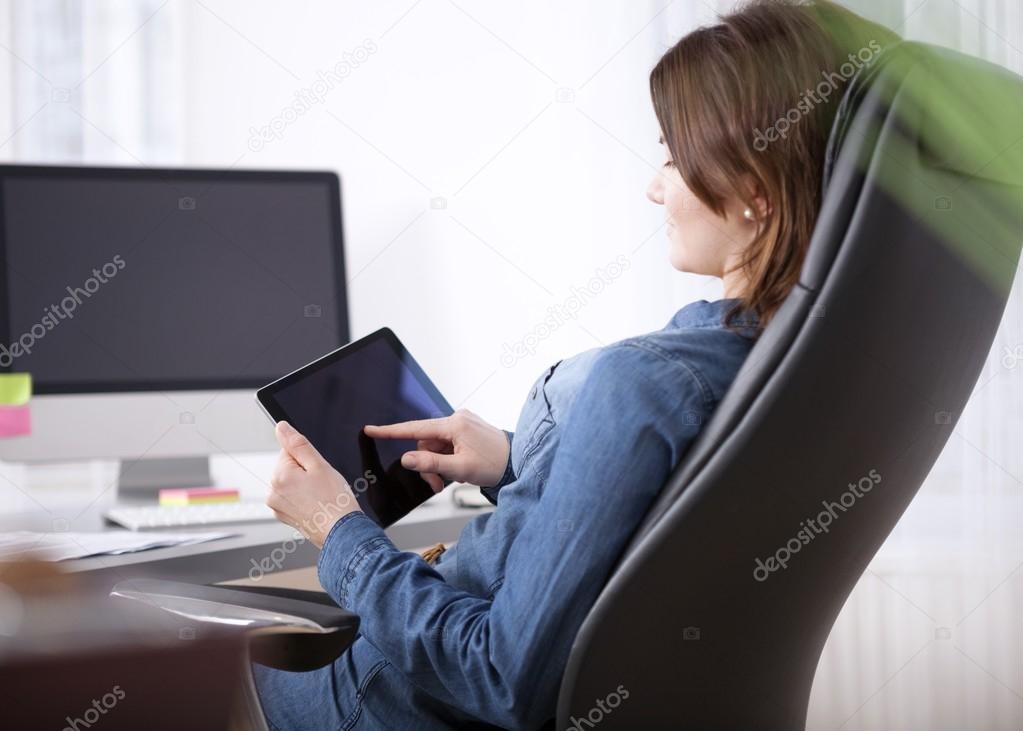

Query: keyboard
105;502;277;530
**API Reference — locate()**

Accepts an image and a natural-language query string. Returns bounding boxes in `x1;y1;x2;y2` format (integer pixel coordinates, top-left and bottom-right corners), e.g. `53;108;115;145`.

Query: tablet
256;327;453;527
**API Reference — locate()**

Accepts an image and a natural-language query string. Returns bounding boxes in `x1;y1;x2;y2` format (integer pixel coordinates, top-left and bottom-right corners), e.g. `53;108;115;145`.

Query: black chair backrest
556;41;1023;730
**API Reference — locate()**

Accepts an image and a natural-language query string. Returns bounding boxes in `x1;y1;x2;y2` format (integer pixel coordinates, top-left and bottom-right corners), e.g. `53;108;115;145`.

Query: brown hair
650;0;900;335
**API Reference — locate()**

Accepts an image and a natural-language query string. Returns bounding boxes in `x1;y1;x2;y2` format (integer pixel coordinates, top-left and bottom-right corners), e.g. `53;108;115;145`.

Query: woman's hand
267;421;361;548
364;409;510;491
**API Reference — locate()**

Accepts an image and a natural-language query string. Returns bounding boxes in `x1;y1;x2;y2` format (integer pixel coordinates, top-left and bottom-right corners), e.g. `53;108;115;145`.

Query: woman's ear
741;176;772;221
752;193;772;219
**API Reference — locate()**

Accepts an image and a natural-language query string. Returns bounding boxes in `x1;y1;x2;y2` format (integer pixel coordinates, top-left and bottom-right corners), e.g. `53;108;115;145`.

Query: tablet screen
257;328;452;527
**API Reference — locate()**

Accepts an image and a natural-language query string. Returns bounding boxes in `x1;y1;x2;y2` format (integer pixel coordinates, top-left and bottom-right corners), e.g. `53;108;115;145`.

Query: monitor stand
117;456;212;500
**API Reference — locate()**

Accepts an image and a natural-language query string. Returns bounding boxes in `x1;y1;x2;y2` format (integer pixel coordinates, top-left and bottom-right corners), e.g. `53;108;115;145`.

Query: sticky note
0;374;31;406
159;487;240;506
0;404;31;437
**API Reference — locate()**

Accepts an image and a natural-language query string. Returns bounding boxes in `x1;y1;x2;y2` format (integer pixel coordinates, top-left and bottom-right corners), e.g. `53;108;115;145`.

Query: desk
0;453;490;593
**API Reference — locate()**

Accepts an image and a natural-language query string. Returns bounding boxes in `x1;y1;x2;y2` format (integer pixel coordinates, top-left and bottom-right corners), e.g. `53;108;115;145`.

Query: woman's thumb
276;421;324;471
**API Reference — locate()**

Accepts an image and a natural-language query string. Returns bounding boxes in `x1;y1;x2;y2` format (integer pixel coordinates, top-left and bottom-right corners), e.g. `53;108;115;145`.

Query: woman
254;1;897;727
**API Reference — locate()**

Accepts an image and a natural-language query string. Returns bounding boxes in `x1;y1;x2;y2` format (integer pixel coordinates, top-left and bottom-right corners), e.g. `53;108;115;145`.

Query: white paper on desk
0;530;238;562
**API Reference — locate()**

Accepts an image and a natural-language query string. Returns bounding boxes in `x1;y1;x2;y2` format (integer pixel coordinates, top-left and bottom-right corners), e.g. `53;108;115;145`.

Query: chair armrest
110;579;359;671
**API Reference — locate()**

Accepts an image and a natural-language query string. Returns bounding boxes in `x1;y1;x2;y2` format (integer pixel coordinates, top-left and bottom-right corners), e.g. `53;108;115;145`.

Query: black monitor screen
0;167;348;393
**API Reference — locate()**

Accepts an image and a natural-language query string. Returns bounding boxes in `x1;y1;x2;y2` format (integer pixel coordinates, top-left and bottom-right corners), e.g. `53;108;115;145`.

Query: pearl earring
743;207;755;221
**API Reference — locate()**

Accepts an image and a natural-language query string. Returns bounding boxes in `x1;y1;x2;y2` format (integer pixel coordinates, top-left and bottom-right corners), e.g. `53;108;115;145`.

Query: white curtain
802;2;1023;728
1;0;180;162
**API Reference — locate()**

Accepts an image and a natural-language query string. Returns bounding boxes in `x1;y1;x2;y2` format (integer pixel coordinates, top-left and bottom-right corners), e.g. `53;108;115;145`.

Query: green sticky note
0;373;32;406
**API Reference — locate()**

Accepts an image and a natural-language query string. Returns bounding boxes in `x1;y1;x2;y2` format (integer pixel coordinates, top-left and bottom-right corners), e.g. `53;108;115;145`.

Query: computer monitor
0;165;348;494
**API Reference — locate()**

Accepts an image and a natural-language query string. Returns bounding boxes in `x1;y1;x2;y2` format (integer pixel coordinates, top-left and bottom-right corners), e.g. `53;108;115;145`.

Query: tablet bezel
255;327;453;426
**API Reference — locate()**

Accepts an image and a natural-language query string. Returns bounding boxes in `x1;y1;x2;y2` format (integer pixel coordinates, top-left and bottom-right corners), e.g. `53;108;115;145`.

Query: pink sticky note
0;404;31;437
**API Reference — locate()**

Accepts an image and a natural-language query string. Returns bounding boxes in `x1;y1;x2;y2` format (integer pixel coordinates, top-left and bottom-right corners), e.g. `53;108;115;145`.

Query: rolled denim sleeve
317;511;393;609
315;345;708;729
479;429;515;505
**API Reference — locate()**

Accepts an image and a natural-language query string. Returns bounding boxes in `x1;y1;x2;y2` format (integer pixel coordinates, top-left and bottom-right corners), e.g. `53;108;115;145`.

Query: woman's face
646;138;755;285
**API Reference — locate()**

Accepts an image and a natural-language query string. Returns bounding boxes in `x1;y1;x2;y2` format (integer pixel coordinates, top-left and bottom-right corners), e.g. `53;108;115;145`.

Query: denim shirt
254;298;760;730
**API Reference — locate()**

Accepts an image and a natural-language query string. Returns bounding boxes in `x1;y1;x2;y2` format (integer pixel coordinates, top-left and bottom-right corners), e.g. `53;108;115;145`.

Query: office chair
113;40;1023;730
556;40;1023;729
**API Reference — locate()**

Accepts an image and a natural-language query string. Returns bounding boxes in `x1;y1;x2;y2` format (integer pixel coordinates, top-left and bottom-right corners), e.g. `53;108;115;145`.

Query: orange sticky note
159;487;240;506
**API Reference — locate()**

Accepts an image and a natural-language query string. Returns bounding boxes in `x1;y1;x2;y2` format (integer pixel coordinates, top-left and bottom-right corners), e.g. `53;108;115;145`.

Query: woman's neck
722;269;749;300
